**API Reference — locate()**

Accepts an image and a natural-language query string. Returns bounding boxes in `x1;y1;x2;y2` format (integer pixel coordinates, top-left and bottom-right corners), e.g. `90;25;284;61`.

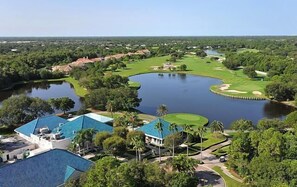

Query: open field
213;166;245;187
116;55;269;99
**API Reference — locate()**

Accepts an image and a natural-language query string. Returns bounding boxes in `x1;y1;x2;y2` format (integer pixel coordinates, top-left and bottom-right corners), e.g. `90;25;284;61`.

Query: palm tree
73;129;96;155
169;123;178;157
106;100;114;117
184;124;193;157
194;126;207;160
130;136;145;161
154;119;164;162
209;120;224;134
157;104;168;118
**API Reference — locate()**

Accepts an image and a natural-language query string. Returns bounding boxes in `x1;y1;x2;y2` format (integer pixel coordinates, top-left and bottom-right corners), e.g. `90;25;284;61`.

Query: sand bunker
253;91;262;95
219;84;231;91
226;90;247;94
219;84;247;94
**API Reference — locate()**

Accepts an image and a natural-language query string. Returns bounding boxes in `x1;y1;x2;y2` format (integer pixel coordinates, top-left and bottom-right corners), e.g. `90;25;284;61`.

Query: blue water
130;73;294;128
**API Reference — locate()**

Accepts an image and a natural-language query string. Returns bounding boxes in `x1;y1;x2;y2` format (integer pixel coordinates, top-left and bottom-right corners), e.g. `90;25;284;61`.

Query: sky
0;0;296;36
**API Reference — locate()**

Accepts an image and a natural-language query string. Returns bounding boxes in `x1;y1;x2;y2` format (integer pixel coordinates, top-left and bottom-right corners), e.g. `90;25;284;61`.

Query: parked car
219;156;226;162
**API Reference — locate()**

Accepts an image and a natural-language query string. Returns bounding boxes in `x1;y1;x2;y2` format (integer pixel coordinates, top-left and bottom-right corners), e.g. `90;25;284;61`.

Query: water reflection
130;73;295;128
0;81;82;113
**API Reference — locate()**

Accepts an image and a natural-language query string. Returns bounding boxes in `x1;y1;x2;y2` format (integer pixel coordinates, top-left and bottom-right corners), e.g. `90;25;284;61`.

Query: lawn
164;113;208;127
191;131;227;150
212;145;230;157
237;48;259;53
62;77;88;97
116;55;269;99
213;166;245;187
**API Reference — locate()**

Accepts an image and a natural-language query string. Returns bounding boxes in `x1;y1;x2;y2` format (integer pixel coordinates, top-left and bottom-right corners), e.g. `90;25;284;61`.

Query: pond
129;73;295;128
204;49;224;56
0;81;83;113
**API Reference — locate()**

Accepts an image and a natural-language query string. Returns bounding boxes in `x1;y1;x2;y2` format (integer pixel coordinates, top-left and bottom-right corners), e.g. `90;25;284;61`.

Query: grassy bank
213;166;245;187
115;55;268;99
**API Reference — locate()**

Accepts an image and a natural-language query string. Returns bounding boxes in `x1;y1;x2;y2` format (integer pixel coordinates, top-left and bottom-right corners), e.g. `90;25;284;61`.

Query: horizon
1;0;296;37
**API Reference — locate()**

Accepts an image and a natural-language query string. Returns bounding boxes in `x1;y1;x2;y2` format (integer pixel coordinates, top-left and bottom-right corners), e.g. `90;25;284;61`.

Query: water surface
0;81;82;113
130;73;294;128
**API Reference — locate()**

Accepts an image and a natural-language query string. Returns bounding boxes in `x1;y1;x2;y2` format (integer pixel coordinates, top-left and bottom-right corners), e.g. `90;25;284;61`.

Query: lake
0;81;83;113
130;73;295;128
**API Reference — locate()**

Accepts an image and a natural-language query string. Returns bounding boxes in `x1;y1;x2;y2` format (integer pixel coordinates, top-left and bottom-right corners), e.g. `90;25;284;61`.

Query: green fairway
213;166;245;187
164;113;208;127
116;55;269;99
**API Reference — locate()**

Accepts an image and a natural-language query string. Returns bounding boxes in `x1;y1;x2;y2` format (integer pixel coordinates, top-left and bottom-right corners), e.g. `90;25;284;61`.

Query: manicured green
164;113;208;127
115;56;170;77
213;166;245;187
116;55;268;98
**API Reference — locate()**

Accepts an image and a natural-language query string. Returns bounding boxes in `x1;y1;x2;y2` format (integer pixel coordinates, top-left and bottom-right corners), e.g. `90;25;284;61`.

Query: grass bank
116;55;269;99
213;166;245;187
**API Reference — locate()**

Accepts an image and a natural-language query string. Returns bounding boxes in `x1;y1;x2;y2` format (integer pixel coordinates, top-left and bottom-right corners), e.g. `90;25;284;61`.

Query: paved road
196;165;225;187
191;138;243;183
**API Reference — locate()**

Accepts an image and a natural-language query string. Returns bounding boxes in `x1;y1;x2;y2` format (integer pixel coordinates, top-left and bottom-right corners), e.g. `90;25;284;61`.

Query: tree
194;126;207;160
113;126;128;139
49;97;75;114
72;129;96;154
196;50;207;58
168;154;199;175
243;66;257;78
285;111;297;127
106;100;114;117
164;133;183;156
209;120;224;133
103;136;126;157
257;118;285;131
184;124;193;157
84;156;121;187
179;64;187;71
126;131;145;146
154;119;164;163
231;119;254;131
168;123;179;157
157;104;168;117
167;172;198;187
265;82;295;101
94;131;112;148
130;136;145;161
0;95;53;127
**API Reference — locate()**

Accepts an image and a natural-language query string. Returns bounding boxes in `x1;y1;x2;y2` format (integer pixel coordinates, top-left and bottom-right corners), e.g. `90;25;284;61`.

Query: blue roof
15;116;68;137
137;118;183;140
56;115;113;139
0;149;93;187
